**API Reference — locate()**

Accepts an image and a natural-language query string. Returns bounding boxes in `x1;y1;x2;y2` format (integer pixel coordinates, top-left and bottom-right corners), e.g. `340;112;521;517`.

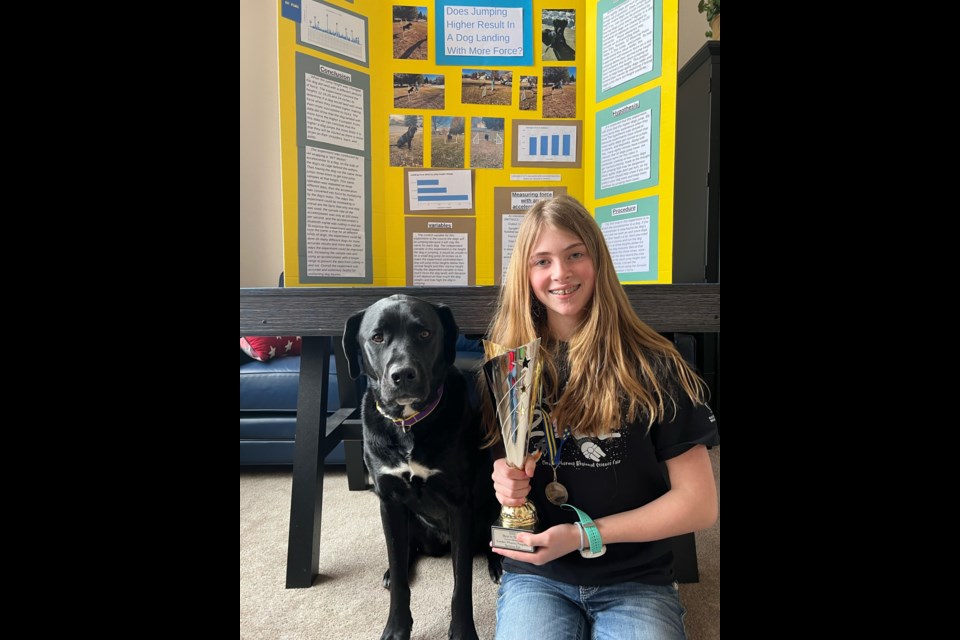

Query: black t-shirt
503;377;719;586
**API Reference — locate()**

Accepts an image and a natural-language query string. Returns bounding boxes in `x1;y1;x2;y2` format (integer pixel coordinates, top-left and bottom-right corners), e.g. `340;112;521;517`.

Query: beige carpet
240;447;719;639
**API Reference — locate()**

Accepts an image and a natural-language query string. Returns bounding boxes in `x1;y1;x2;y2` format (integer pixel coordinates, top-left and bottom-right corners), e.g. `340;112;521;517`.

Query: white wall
238;2;710;287
240;0;283;287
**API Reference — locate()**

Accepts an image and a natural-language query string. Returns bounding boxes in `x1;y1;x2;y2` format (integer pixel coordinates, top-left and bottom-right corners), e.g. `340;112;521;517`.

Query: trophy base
491;525;536;553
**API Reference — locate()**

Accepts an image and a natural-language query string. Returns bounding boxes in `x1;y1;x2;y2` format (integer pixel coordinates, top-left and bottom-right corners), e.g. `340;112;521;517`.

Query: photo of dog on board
431;116;465;168
460;69;512;107
470;117;504;169
393;73;445;110
542;67;576;119
392;5;428;60
541;9;576;61
519;76;538;111
389;114;424;168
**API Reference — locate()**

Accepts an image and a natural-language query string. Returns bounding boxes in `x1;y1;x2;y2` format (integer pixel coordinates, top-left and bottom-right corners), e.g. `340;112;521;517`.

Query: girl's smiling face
528;225;596;341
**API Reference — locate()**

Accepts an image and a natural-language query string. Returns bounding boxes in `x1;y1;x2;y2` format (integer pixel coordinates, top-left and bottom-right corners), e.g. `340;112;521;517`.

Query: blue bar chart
407;170;474;211
415;179;469;202
516;123;578;164
300;0;367;64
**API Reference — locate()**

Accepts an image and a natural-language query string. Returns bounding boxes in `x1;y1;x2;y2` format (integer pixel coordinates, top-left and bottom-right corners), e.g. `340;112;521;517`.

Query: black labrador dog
343;294;500;640
396;124;417;150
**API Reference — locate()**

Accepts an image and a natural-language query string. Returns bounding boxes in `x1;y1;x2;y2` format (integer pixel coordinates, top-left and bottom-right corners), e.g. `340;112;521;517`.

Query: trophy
483;338;542;553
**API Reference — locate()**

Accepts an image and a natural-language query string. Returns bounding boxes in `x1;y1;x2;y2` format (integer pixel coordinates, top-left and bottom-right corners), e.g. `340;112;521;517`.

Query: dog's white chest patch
380;459;441;481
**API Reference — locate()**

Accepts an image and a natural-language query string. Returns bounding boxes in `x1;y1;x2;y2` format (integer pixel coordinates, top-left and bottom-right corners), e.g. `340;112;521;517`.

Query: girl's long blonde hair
482;195;705;444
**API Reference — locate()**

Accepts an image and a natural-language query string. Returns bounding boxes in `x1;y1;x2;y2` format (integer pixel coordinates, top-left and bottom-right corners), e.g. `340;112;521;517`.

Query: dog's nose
390;367;417;386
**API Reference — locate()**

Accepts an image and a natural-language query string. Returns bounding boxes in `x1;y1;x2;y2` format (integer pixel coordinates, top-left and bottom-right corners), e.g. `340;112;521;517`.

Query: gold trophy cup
483;338;542;553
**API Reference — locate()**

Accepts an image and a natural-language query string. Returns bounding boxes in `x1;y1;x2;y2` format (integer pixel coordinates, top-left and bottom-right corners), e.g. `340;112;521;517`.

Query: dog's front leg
380;499;413;640
447;503;478;640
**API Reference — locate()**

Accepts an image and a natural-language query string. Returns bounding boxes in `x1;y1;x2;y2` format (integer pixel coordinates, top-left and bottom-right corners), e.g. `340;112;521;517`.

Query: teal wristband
561;504;606;558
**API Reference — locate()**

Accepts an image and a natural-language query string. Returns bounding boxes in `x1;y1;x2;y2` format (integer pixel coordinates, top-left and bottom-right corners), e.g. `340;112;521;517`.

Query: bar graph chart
301;0;367;64
407;170;474;212
415;179;469;202
516;124;578;163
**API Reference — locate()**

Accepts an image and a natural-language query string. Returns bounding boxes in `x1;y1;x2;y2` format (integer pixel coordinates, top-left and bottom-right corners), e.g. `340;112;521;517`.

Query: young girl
484;195;718;640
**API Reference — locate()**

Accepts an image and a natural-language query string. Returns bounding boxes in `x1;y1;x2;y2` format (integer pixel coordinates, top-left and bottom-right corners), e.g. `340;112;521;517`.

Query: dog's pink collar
376;385;444;432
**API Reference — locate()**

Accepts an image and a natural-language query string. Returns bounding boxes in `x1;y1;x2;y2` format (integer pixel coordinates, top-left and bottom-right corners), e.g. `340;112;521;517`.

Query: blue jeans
495;571;687;640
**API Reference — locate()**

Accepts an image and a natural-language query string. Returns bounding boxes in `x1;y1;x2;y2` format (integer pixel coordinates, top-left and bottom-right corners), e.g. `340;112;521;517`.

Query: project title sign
435;0;533;67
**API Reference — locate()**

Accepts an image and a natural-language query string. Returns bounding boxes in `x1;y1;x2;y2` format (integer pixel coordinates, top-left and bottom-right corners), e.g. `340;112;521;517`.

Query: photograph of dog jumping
431;116;465;168
519;76;538;111
542;66;577;118
389;114;424;167
342;295;501;640
393;73;445;110
392;6;428;60
541;9;576;61
460;69;512;107
470;117;505;169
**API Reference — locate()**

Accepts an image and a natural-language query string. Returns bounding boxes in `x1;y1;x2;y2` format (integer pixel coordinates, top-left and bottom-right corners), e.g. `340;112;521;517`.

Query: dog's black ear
342;310;365;380
434;304;459;366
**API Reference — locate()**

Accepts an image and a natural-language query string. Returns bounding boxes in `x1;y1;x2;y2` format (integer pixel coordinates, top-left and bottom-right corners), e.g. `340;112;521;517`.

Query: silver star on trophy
483;337;542;553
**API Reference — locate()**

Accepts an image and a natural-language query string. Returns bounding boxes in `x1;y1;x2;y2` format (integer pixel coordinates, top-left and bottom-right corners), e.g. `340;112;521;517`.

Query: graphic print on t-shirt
528;406;628;469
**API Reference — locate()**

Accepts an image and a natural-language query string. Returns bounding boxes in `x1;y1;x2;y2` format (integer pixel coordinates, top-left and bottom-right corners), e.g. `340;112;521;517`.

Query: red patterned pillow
240;336;302;361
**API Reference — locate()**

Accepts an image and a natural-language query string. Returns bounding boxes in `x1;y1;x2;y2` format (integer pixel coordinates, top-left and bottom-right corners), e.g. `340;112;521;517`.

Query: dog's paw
380;616;413;640
448;623;480;640
486;550;503;584
382;568;391;589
